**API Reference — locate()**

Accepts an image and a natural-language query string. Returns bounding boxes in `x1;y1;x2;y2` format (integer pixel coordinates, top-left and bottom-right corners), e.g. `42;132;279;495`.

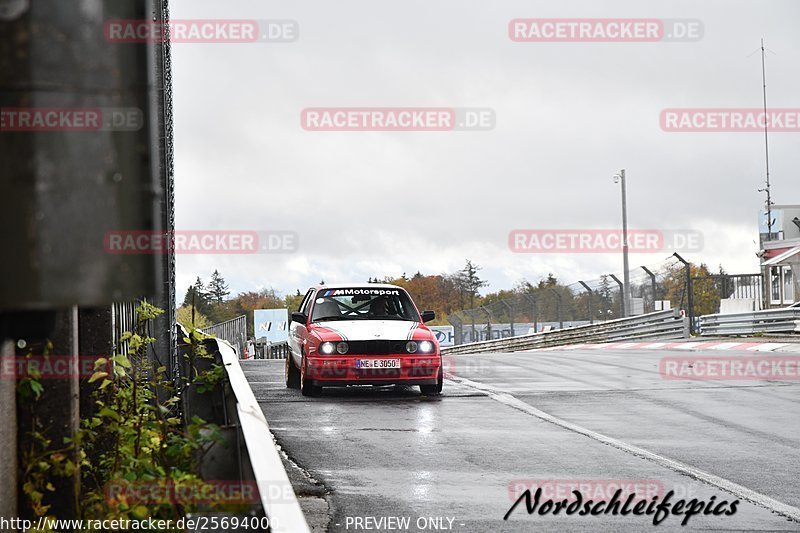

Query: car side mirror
291;312;307;324
421;310;435;323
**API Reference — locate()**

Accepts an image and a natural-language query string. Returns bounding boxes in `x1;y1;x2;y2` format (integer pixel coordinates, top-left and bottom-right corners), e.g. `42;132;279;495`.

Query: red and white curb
529;341;800;353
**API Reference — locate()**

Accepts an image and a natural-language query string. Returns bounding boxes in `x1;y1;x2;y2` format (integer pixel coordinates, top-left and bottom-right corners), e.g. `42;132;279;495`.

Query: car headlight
406;341;418;353
336;342;349;354
418;340;434;353
320;342;336;355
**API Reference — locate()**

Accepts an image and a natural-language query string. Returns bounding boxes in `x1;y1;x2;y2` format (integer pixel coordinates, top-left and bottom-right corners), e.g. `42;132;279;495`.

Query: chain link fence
447;256;704;343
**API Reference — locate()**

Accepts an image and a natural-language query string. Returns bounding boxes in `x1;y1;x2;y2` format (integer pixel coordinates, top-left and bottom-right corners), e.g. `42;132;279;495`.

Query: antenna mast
761;38;773;241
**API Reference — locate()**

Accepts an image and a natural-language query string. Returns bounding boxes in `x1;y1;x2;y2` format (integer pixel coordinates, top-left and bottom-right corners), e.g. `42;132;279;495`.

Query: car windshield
310;288;420;322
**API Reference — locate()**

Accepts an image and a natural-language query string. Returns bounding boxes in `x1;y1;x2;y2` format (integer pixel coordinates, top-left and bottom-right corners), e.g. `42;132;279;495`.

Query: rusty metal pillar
1;0;163;520
0;338;17;521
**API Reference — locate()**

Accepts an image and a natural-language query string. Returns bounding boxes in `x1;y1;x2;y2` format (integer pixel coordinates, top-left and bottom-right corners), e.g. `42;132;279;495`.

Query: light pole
613;169;631;317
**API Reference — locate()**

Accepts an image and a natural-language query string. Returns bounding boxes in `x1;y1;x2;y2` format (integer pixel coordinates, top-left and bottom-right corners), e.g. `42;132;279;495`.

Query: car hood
311;320;425;341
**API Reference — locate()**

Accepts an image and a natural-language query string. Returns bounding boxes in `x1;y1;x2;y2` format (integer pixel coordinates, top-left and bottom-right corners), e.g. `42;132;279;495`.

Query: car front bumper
305;354;440;386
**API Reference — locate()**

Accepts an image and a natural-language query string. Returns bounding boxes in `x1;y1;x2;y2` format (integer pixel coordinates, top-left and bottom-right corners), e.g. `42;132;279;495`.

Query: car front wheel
285;352;300;389
420;366;443;396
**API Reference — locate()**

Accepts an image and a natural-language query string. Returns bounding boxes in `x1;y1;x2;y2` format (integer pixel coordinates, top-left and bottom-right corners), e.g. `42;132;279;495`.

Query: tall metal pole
620;169;631;317
760;38;773;241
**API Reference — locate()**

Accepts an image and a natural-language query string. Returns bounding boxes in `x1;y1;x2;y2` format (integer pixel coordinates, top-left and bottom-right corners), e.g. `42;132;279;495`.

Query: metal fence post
447;314;464;345
549;289;563;329
641;266;657;312
609;274;625;318
501;299;515;337
523;293;538;333
480;306;493;339
578;281;594;324
673;253;694;334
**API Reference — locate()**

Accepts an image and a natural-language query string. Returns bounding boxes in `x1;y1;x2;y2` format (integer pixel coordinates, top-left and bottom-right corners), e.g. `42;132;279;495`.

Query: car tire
420;366;443;396
300;355;322;397
285;352;300;389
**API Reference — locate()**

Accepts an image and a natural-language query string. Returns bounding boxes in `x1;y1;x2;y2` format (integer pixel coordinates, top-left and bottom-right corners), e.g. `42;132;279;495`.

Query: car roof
313;283;404;290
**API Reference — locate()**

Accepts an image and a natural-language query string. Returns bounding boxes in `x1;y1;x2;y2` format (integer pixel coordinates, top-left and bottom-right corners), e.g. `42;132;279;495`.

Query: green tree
598;275;615;319
182;277;211;316
284;290;304;312
662;262;720;316
176;305;212;329
454;260;488;310
207;269;230;303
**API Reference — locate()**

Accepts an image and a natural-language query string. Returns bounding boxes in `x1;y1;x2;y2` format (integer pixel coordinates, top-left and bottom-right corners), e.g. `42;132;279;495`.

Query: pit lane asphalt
241;348;800;532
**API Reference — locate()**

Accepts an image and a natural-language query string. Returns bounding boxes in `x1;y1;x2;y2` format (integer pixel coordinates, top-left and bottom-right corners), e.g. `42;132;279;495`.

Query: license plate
356;359;401;369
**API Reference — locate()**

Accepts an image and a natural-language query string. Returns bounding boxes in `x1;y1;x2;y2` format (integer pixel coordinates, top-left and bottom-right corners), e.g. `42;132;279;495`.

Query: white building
759;205;800;307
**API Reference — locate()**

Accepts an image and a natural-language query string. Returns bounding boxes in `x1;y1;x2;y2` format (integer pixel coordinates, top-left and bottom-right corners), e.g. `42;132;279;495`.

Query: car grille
346;340;407;355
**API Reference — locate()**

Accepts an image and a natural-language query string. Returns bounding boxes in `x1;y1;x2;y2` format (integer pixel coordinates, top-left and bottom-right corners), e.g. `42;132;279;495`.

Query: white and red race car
286;284;442;396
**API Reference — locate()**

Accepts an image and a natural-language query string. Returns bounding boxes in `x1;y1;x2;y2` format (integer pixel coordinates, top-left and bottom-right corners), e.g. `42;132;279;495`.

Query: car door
289;288;314;365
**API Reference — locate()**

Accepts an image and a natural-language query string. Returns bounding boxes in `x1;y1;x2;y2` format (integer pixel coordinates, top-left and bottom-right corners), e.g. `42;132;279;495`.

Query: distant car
286;284;442;396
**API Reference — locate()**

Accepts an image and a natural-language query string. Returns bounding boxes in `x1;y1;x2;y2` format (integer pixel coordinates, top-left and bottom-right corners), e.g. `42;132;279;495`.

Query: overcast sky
170;0;799;299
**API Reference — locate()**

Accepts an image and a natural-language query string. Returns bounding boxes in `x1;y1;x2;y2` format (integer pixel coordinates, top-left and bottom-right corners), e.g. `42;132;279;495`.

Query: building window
771;267;782;303
784;266;794;303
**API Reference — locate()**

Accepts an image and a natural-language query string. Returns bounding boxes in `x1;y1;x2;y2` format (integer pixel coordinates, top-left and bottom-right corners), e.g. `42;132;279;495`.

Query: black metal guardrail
442;309;689;355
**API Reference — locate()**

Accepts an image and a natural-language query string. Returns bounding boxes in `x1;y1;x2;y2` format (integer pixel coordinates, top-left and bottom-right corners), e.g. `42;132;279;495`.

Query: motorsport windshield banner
321;288;401;297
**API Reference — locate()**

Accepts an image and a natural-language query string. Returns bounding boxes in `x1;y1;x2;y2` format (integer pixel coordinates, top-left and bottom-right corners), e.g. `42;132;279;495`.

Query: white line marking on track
710;343;742;350
747;343;789;352
446;375;800;523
